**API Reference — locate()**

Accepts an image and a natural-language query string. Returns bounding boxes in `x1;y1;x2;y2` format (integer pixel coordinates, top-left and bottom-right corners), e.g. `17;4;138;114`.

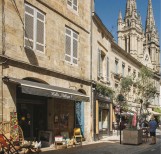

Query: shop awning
96;94;111;103
3;76;90;102
149;110;161;116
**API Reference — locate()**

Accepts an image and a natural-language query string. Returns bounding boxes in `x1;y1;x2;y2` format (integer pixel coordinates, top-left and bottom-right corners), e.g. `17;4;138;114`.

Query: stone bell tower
144;0;160;73
118;0;144;60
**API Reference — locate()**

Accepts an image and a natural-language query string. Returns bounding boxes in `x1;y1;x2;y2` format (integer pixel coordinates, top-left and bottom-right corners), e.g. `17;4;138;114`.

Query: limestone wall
4;0;91;81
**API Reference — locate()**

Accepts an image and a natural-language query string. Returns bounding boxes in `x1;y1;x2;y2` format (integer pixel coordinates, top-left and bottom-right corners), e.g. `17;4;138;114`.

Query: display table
55;141;67;149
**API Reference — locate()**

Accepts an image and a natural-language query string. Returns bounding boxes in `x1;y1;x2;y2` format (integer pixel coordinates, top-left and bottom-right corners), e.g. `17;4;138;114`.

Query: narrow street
40;129;161;154
138;145;161;154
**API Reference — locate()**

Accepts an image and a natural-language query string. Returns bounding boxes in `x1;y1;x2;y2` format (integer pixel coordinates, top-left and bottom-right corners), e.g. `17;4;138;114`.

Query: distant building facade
91;0;160;139
0;0;160;145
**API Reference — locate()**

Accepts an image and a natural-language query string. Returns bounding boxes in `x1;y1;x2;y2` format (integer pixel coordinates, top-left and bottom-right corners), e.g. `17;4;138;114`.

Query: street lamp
117;94;125;144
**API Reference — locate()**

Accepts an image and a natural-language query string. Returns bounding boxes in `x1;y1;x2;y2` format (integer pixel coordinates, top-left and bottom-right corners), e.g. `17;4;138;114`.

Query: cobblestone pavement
39;129;161;154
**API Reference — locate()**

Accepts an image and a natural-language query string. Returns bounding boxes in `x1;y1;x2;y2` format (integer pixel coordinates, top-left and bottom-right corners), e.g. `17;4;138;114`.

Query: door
99;108;102;130
17;103;33;139
99;109;109;131
17;102;47;140
75;101;84;136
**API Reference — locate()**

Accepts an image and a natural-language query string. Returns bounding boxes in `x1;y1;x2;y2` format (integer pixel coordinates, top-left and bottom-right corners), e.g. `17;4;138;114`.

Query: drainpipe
90;0;95;141
1;0;6;122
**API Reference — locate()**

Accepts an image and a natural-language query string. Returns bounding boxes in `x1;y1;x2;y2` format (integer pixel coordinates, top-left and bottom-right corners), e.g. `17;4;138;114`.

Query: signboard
39;131;52;147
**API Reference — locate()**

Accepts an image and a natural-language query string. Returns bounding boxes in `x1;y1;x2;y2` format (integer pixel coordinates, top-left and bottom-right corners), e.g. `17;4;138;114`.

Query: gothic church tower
118;0;144;59
144;0;160;72
118;0;160;72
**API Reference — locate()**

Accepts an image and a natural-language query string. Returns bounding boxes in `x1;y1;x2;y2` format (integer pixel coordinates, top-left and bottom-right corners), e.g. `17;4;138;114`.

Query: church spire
145;0;156;32
118;11;122;20
125;0;137;17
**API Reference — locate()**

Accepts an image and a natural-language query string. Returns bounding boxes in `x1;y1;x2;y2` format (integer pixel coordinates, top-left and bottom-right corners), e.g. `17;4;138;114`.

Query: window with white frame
67;0;78;12
65;27;78;64
24;3;45;52
115;59;119;74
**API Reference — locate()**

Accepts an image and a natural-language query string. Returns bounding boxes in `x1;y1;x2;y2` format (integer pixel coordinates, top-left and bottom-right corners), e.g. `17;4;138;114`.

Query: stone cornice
92;13;114;42
0;55;91;86
111;42;142;67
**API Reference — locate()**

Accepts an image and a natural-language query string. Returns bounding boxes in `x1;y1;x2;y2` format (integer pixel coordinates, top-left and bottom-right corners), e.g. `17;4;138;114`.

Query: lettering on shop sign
51;91;72;99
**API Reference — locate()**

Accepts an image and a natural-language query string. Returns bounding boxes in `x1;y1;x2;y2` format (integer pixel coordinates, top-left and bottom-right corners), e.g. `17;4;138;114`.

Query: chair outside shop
73;128;82;146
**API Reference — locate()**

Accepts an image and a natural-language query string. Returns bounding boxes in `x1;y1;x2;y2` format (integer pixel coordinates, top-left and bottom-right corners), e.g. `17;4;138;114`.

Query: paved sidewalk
39;129;161;154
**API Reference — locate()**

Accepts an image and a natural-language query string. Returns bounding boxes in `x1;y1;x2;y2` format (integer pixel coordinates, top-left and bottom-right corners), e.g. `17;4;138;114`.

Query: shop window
65;27;78;65
24;3;45;52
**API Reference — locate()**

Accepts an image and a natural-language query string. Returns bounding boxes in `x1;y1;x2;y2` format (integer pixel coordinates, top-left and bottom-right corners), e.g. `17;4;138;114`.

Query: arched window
128;36;130;53
148;47;151;59
148;34;150;41
127;19;130;27
125;36;127;52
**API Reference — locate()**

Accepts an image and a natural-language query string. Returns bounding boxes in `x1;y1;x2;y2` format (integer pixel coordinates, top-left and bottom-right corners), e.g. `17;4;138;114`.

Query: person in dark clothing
149;115;158;145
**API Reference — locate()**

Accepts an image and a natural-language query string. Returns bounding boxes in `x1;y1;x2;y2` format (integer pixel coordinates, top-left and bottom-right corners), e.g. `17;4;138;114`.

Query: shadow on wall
24;47;39;66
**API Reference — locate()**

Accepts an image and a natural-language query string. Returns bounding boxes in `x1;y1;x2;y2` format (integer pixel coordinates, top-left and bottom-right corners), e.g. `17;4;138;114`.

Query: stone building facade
91;0;160;139
0;0;160;145
0;0;92;143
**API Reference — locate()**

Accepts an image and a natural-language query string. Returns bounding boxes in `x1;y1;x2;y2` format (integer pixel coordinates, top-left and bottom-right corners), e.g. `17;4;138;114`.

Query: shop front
95;94;111;140
3;76;89;145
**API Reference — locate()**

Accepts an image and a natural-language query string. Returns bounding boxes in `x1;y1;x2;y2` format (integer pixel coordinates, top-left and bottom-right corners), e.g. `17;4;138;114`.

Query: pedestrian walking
149;114;157;145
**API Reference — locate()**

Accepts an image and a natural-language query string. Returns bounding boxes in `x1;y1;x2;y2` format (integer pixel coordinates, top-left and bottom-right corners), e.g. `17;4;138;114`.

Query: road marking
151;149;156;151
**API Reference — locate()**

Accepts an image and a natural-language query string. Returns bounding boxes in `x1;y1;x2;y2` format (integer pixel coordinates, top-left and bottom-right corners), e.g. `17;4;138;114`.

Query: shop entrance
17;101;47;140
17;86;47;141
99;109;109;133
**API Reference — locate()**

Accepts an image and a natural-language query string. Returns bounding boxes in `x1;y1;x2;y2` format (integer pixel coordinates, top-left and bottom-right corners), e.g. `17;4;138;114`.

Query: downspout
90;0;94;141
1;0;5;122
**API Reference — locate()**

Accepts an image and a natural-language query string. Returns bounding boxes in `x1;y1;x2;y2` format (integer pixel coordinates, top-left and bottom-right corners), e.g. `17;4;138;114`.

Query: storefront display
10;112;19;141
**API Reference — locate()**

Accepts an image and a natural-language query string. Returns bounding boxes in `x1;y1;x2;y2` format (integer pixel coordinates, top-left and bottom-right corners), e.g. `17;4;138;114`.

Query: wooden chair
0;133;20;154
73;128;82;146
142;128;149;142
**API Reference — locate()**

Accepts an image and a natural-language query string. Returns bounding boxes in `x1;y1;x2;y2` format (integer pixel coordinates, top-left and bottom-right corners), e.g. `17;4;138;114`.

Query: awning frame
3;76;90;102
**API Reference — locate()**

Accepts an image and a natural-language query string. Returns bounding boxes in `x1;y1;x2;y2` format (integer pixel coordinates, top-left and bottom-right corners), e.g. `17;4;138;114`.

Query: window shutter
73;0;78;11
97;49;101;77
65;28;72;62
25;4;34;49
72;32;78;64
36;12;45;52
106;57;109;80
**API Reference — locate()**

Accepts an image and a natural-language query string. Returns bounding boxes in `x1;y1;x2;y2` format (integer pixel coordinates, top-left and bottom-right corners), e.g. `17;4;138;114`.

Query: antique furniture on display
73;128;82;146
0;133;20;154
54;136;67;149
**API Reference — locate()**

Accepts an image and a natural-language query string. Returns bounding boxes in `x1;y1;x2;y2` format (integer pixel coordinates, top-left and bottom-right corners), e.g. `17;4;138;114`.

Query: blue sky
95;0;161;46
